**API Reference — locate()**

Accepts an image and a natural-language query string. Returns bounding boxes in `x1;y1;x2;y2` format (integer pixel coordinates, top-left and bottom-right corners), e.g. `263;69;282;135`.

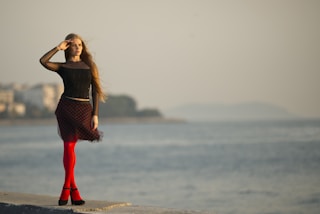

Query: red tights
59;141;82;201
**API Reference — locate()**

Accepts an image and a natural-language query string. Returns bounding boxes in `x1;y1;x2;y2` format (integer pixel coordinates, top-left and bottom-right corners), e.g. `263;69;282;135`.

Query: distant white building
0;90;25;116
0;90;14;103
9;103;26;116
21;83;63;112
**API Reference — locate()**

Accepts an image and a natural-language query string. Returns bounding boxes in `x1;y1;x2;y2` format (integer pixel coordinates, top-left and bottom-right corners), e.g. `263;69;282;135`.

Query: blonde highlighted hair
64;33;106;102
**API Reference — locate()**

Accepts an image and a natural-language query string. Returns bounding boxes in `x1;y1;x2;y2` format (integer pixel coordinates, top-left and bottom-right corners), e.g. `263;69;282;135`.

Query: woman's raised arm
39;40;71;71
39;47;61;71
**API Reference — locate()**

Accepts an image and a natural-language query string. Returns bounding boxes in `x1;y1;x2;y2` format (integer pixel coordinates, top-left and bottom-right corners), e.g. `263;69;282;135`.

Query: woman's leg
62;141;84;204
59;141;77;201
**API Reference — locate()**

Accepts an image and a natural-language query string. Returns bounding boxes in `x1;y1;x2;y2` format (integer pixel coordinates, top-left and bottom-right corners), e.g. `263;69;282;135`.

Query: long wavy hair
64;33;106;102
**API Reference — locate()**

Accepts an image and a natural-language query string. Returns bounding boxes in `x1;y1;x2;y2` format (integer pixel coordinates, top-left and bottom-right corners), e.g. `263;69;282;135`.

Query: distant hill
164;102;297;121
99;94;162;118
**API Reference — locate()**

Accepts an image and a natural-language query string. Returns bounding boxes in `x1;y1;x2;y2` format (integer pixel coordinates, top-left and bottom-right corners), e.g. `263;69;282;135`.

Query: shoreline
0;191;209;214
0;117;186;126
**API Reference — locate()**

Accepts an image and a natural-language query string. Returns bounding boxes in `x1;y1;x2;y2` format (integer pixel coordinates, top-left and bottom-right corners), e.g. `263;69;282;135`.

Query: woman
40;33;105;206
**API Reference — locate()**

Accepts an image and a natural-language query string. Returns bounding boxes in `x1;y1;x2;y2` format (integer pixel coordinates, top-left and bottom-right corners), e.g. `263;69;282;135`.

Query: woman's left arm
91;84;99;130
91;115;99;130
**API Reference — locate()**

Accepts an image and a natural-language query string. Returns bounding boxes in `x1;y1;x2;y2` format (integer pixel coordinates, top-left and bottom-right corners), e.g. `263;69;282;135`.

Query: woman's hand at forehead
57;39;72;51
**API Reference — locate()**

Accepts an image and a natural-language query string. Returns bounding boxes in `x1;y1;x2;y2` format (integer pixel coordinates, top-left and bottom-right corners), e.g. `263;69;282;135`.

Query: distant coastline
0;117;186;126
164;102;301;121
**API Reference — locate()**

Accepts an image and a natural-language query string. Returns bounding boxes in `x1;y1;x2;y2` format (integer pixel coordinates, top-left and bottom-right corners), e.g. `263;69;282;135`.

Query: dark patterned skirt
55;97;102;142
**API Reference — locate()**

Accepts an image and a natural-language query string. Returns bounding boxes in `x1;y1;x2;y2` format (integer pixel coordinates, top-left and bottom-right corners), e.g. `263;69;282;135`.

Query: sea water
0;119;320;214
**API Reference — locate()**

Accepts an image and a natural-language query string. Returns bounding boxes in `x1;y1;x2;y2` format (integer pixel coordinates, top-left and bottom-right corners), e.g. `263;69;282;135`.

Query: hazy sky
1;0;319;117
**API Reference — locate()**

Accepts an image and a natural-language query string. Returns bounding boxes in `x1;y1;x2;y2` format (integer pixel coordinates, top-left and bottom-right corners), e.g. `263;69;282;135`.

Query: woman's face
69;38;83;57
